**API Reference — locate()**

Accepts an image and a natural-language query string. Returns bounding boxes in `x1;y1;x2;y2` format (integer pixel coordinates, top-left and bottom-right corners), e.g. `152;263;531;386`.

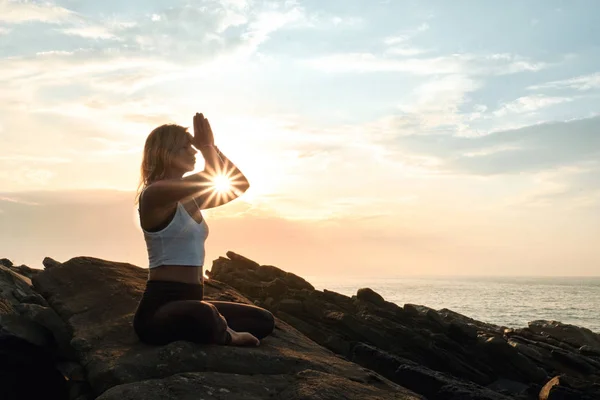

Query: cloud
242;5;306;49
0;0;75;24
0;195;39;205
0;155;71;164
528;72;600;91
0;50;174;86
385;47;429;56
60;25;120;40
400;75;480;116
306;52;548;75
330;16;363;27
381;115;600;176
384;22;429;45
494;94;574;116
503;162;600;209
375;74;482;138
0;167;56;188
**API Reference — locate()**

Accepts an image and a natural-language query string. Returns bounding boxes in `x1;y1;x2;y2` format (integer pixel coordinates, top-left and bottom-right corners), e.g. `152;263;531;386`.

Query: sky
0;0;599;277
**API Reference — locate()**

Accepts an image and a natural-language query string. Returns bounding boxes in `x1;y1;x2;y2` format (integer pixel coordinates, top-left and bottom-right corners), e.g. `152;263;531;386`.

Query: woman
133;112;274;346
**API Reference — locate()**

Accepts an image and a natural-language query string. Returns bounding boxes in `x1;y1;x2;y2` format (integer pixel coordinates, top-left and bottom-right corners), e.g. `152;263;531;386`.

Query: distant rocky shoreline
0;254;598;399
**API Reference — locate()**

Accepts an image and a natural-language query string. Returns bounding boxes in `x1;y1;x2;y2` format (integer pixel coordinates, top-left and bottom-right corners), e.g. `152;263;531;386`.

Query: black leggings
133;280;275;345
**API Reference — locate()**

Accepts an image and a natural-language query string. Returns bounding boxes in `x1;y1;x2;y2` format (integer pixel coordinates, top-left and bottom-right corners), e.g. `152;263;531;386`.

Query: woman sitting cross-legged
133;112;274;346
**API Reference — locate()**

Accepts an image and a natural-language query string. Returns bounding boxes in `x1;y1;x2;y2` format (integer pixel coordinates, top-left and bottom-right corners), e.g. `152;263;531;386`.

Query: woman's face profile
169;135;197;173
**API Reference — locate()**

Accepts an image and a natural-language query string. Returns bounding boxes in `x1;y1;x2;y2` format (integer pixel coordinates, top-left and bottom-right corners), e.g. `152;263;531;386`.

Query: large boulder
0;265;87;400
32;256;421;399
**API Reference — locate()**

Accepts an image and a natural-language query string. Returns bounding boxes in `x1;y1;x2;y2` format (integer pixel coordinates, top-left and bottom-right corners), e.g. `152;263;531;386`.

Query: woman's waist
148;264;204;285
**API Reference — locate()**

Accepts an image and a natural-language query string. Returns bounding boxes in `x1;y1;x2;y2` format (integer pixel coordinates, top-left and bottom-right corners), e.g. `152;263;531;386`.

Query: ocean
306;276;600;333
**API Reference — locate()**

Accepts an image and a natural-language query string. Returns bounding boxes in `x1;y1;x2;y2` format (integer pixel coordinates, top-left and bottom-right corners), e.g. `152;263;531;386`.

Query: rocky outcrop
0;257;41;279
1;251;598;399
0;263;89;400
209;251;600;400
22;256;419;399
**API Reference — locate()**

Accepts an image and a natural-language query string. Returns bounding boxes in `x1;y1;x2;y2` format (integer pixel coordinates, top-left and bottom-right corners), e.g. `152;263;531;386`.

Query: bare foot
228;328;260;347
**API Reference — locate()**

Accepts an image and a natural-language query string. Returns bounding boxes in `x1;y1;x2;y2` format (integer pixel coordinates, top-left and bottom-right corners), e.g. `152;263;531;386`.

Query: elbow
241;181;250;193
238;178;250;193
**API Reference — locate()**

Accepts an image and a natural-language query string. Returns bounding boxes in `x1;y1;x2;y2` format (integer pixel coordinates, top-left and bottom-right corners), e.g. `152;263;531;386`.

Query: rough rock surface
30;256;421;399
0;264;90;400
2;250;598;399
209;251;600;400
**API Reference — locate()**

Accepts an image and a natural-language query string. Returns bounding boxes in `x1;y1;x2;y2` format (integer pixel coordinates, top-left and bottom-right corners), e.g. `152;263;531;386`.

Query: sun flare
212;174;232;193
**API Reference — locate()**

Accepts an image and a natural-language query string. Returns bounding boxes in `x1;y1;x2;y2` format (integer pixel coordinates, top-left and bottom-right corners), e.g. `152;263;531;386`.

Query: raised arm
141;113;250;211
187;145;250;209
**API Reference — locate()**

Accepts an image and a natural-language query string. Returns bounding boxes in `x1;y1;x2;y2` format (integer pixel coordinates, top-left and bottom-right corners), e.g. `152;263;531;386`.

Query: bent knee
259;308;275;337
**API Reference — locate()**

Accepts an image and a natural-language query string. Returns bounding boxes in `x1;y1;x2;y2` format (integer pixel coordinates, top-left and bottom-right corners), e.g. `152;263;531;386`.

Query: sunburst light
212;174;232;193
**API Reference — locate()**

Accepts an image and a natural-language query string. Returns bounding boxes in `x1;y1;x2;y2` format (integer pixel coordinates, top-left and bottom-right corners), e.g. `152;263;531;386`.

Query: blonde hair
135;124;190;204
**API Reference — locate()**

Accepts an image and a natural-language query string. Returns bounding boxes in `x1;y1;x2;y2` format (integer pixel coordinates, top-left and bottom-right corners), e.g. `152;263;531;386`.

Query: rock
0;263;91;400
0;258;13;267
579;345;600;357
32;256;421;399
507;337;552;365
486;378;530;397
12;288;48;306
9;263;41;279
14;302;76;360
394;364;513;400
279;298;304;313
43;256;62;269
529;320;600;352
402;304;424;317
357;288;386;306
0;266;55;347
213;251;314;292
208;252;600;400
0;333;69;400
539;375;600;400
447;321;478;344
479;335;548;383
351;342;419;380
3;250;595;400
97;369;420;400
550;349;596;375
438;308;506;335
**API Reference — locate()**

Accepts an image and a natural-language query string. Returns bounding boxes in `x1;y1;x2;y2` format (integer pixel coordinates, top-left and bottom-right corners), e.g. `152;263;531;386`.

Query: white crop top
141;200;209;268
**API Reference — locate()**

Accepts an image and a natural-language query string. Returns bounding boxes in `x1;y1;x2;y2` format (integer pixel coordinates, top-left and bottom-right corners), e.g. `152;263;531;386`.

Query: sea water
306;276;600;333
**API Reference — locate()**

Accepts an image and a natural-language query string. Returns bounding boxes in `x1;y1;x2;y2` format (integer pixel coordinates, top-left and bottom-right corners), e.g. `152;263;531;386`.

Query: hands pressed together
193;113;215;149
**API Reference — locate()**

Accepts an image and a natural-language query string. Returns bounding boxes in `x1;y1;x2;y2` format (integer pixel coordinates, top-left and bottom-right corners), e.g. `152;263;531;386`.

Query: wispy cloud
383;22;429;45
0;155;71;164
502;162;600;209
0;0;75;24
0;195;39;206
528;72;600;91
242;5;306;49
306;52;548;75
60;25;121;40
377;115;600;176
494;94;574;116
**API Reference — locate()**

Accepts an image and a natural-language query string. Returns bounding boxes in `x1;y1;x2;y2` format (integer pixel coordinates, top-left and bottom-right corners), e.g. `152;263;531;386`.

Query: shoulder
140;181;177;211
